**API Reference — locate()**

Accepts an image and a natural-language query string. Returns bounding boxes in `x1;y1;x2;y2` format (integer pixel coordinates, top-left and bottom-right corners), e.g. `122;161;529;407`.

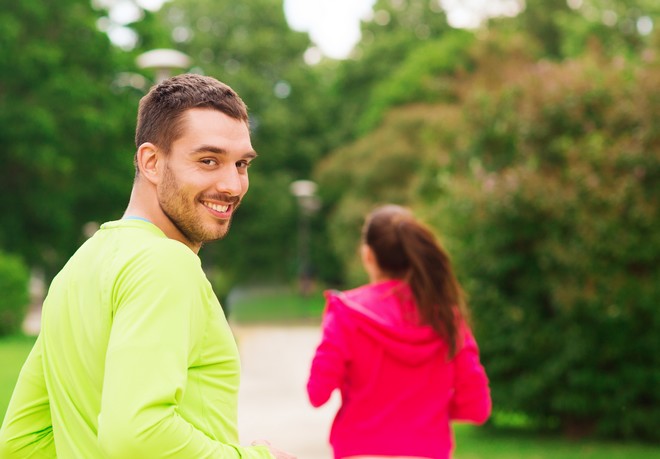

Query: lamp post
290;180;320;297
136;48;192;83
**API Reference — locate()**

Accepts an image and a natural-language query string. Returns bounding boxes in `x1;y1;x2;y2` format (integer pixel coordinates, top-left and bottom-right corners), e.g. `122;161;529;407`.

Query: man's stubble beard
159;165;240;246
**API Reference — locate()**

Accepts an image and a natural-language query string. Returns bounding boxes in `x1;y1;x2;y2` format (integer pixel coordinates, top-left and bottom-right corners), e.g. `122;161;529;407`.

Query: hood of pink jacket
325;279;447;365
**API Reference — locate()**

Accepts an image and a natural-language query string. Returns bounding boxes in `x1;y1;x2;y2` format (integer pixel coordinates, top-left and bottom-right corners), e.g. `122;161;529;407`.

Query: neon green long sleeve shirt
0;219;272;459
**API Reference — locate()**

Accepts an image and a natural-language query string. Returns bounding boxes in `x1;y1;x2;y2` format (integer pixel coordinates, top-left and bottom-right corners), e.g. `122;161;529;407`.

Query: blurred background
0;0;659;457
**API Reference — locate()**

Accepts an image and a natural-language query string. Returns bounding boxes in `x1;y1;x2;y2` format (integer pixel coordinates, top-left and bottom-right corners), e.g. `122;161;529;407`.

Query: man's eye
237;160;251;169
201;159;218;166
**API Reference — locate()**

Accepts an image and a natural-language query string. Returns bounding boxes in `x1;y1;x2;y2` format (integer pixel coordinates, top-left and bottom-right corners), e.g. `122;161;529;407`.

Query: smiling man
0;74;294;459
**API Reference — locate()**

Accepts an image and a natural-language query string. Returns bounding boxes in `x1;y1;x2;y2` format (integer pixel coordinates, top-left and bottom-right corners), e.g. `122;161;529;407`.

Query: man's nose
215;165;243;197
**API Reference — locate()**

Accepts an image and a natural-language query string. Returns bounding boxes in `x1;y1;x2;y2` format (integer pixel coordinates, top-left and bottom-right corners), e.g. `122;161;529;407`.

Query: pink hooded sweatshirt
307;280;491;459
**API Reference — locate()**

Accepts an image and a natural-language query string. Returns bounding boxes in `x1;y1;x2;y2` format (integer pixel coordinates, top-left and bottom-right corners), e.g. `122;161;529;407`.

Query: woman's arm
449;325;492;424
307;296;352;408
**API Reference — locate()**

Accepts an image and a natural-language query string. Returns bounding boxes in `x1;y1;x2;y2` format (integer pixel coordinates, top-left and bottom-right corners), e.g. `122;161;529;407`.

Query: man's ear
135;142;161;185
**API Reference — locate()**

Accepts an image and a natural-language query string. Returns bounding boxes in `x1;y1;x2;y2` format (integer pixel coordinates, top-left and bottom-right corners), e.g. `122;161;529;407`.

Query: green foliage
506;0;571;58
358;30;474;132
128;8;173;51
327;0;453;143
0;252;30;337
0;0;138;277
508;0;660;59
428;46;660;442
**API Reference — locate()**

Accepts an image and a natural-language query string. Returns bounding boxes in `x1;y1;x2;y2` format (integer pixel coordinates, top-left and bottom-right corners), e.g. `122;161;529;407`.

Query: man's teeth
204;202;229;212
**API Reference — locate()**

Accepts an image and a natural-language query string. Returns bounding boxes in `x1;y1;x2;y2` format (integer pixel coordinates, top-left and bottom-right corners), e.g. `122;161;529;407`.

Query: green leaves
0;0;137;275
435;47;660;441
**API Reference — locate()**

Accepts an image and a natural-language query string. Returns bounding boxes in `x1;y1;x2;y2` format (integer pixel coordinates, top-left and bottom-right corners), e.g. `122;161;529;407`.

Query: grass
0;334;36;422
453;424;660;458
226;284;325;325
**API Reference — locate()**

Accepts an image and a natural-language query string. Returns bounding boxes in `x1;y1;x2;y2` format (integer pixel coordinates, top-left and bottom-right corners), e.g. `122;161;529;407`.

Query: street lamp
290;180;320;297
136;48;192;83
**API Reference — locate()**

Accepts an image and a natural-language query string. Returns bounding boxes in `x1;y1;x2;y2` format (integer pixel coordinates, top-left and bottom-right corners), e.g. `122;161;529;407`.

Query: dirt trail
233;324;340;459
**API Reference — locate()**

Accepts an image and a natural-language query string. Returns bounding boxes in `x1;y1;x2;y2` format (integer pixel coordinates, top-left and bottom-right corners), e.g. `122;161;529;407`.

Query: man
0;74;295;458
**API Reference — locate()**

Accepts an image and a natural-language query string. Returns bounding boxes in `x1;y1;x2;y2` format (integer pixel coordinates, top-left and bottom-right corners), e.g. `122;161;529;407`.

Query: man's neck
123;182;201;254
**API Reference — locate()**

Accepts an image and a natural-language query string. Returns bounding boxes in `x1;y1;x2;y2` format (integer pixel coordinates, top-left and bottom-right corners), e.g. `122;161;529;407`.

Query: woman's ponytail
363;205;468;357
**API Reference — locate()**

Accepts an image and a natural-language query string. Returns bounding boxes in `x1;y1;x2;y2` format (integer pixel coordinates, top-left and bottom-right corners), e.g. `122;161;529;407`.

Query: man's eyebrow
191;145;227;155
191;145;258;159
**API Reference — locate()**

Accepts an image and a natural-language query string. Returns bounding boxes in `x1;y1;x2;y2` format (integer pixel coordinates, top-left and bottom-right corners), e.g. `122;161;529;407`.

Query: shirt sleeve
306;295;352;408
449;324;492;424
0;336;56;458
97;244;272;459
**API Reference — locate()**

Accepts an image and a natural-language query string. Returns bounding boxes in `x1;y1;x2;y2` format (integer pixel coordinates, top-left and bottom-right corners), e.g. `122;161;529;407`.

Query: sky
284;0;522;59
283;0;377;59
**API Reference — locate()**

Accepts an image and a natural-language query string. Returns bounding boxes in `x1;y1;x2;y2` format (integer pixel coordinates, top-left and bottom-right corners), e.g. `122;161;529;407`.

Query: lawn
0;334;36;421
452;424;660;458
226;284;325;325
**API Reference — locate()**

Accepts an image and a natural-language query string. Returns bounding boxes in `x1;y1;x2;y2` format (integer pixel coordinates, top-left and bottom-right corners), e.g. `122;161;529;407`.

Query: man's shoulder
136;235;195;259
110;240;206;301
99;228;202;284
125;238;201;276
99;221;198;265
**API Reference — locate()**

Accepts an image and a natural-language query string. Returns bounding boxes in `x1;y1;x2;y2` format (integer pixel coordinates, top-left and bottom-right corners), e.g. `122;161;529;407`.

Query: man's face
157;108;255;247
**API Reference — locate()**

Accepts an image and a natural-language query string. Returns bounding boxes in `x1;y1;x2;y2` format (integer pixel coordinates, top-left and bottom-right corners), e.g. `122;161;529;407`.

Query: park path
232;324;340;459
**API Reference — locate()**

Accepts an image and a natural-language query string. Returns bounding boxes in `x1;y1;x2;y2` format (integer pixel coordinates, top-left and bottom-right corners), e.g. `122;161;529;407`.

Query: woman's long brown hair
362;205;468;358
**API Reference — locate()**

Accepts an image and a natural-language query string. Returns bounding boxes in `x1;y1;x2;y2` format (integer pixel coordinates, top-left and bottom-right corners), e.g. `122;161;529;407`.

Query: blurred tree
0;0;138;278
431;42;660;441
507;0;570;58
130;6;175;51
356;29;474;132
328;0;453;143
500;0;660;59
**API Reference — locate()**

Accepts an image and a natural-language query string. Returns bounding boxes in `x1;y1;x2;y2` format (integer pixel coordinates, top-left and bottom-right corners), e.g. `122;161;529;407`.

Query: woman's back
307;280;490;459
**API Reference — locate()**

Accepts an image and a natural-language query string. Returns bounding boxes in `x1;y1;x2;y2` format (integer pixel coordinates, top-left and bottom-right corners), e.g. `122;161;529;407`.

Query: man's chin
201;223;231;243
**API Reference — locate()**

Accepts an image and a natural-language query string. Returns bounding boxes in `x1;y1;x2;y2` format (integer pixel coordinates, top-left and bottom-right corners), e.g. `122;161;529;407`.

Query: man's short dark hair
135;74;249;155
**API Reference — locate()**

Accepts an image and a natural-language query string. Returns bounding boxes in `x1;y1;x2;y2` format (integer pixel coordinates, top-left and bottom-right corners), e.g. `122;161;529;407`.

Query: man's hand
251;440;297;459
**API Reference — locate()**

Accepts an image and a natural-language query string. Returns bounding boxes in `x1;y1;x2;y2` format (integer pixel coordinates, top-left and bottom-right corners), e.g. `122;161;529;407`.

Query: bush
0;251;30;337
433;49;660;442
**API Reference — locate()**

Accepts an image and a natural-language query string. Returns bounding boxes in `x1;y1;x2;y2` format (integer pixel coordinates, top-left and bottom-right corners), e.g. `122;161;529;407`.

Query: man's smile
202;201;230;213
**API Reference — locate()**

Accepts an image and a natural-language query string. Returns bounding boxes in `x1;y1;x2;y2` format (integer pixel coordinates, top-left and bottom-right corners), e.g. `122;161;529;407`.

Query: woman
307;204;491;459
